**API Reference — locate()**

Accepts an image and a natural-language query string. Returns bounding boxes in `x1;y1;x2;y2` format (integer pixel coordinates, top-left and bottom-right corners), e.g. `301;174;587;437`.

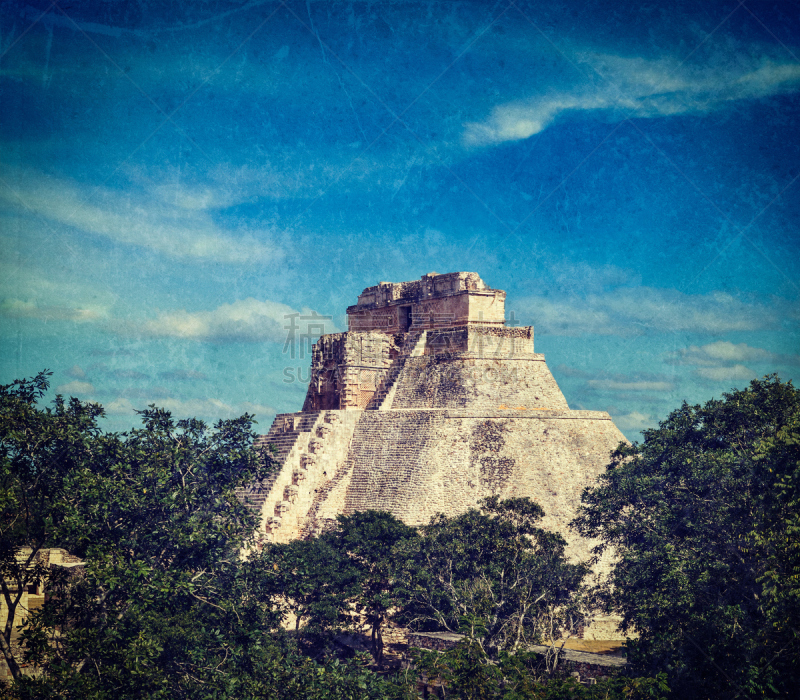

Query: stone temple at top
240;272;626;564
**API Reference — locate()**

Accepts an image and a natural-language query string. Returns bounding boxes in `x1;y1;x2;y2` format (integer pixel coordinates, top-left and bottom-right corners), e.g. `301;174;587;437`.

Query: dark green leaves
398;497;588;656
574;375;800;698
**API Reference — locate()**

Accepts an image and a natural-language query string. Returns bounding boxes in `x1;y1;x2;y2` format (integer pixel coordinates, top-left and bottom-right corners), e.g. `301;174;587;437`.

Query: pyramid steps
236;412;323;516
365;331;427;411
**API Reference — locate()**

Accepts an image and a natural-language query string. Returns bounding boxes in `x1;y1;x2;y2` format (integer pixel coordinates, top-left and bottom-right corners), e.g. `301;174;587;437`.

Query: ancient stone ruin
239;272;626;565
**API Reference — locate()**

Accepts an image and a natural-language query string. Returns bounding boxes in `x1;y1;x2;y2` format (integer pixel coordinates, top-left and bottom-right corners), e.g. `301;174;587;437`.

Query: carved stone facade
238;272;627;570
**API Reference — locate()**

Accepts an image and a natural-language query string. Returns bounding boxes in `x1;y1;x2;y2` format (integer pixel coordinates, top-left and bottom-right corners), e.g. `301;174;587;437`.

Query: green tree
262;511;416;664
398;497;588;659
412;640;670;700
260;535;362;636
0;372;277;697
327;511;417;664
573;376;800;698
0;371;105;681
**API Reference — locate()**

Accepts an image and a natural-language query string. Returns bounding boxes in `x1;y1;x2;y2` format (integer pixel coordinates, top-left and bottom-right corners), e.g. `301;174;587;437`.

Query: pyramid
240;272;626;565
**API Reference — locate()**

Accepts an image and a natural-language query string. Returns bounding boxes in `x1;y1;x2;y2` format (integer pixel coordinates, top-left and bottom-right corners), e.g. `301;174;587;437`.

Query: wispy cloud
0;298;106;322
667;341;800;367
587;379;674;392
112;369;150;381
158;369;209;382
520;287;796;336
0;169;282;264
105;395;275;421
694;364;757;382
56;380;96;396
65;365;86;379
0;259;115;323
239;401;278;419
116;298;335;343
665;341;799;384
464;53;800;146
612;410;654;436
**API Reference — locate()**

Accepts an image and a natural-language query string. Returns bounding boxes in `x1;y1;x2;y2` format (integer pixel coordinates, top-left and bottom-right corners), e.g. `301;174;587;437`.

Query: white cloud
119;298;334;343
0;298;106;322
0;246;334;344
464;54;800;146
668;341;800;367
587;380;674;392
56;380;96;395
240;401;277;417
0;258;115;323
520;287;793;336
66;365;86;379
695;364;757;382
0;169;281;264
612;411;653;434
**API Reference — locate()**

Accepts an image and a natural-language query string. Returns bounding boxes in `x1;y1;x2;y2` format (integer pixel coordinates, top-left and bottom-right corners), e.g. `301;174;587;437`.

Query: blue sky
1;0;798;441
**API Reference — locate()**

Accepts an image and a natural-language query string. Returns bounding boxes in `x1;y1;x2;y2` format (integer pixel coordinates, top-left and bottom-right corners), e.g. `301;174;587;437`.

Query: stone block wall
303;332;396;411
348;291;506;333
0;549;84;642
425;325;534;358
347;272;506;333
391;356;569;411
313;409;625;565
353;272;487;309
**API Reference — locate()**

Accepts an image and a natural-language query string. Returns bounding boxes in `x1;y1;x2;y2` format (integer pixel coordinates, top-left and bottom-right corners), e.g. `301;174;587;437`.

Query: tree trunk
371;620;384;666
0;628;21;681
0;580;23;681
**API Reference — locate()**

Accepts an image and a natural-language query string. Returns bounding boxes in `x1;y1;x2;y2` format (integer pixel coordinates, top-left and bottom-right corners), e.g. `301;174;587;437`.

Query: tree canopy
573;375;800;699
7;370;761;699
1;371;278;696
398;496;588;658
260;510;417;665
0;372;419;699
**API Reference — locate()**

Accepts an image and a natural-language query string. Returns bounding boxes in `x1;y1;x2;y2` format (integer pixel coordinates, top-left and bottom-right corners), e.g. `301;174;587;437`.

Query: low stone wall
408;632;627;681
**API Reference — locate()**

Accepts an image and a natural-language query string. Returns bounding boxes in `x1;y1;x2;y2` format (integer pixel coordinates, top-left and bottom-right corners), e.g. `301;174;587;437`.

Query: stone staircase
238;410;363;543
236;412;323;518
365;330;427;411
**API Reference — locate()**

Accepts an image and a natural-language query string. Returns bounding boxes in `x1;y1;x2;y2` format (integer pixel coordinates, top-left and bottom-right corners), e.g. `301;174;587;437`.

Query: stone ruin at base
238;272;627;571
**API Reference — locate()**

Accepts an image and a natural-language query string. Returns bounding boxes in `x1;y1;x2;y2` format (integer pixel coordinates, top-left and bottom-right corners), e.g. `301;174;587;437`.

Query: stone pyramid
240;272;626;565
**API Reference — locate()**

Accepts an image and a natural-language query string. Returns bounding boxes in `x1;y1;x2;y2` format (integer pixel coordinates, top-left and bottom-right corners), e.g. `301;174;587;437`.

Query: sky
1;0;799;442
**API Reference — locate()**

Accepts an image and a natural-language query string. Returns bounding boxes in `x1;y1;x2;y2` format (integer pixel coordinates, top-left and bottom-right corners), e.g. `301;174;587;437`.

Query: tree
0;372;277;697
0;371;105;681
0;373;430;699
327;511;417;664
412;640;670;700
398;497;588;659
262;511;416;664
260;535;362;637
573;376;800;698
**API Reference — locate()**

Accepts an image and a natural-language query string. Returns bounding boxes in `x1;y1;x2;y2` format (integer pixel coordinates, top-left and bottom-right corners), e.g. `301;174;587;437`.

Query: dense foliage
574;376;800;699
397;497;588;658
13;370;796;698
0;373;418;699
1;371;278;697
413;639;669;700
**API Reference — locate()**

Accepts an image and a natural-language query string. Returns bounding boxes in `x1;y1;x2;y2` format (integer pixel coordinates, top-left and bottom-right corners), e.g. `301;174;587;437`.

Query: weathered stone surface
391;357;568;410
348;271;505;333
333;410;623;563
